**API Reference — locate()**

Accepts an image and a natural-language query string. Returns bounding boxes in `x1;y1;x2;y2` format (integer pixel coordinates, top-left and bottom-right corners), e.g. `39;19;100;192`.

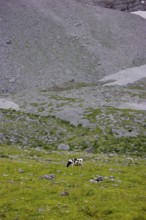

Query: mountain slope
0;0;146;93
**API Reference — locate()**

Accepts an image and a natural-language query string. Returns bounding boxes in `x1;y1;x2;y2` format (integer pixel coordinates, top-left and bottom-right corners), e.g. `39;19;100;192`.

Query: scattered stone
2;174;8;177
8;180;14;184
90;179;97;183
90;175;121;184
108;153;115;157
109;176;115;182
39;174;55;180
38;208;45;212
57;143;70;151
0;132;4;138
109;176;115;179
85;147;93;153
6;40;12;44
112;184;119;187
60;191;69;196
18;169;24;173
38;107;45;112
9;78;16;83
90;176;104;183
112;128;137;137
0;132;4;144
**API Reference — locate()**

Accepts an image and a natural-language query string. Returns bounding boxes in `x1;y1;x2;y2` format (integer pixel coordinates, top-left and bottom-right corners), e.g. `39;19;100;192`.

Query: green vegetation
84;108;102;123
39;82;96;93
30;103;39;107
127;81;146;98
51;95;77;102
83;107;146;155
0;145;146;220
130;57;146;68
0;106;146;219
0;107;146;155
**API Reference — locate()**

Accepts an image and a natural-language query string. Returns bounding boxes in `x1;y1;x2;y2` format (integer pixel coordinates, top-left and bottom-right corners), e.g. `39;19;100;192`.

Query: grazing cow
66;158;83;167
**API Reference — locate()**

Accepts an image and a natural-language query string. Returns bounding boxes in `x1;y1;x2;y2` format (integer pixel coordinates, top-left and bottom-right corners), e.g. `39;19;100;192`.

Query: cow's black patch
66;160;73;167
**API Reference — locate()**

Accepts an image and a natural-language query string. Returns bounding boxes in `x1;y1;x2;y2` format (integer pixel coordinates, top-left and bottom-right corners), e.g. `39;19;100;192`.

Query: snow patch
100;65;146;86
0;99;20;110
131;11;146;19
119;102;146;111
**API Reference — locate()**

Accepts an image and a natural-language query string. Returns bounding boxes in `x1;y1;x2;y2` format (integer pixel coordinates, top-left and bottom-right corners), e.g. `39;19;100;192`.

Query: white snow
100;64;146;86
131;11;146;19
119;102;146;111
0;99;20;110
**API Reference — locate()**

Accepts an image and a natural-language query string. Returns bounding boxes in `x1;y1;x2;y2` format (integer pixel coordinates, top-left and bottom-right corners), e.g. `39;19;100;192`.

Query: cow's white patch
66;158;83;167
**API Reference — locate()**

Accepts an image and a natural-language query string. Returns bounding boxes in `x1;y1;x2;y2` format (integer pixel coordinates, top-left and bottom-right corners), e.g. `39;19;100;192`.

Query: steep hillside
0;0;146;93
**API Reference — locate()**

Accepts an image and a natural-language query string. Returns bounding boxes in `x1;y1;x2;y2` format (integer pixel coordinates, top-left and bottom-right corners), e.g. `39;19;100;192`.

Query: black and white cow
66;158;83;167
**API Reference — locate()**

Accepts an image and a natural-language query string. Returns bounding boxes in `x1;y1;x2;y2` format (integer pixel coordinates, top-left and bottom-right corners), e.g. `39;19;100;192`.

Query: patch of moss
51;95;77;102
30;103;39;107
84;108;102;123
39;82;96;93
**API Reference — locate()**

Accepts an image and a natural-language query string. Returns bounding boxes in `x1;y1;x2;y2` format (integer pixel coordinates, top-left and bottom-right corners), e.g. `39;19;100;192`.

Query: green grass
127;81;146;99
0;145;146;220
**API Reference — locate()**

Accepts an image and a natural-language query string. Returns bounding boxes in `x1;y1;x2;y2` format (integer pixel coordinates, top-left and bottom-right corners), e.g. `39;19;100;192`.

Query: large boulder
57;143;70;151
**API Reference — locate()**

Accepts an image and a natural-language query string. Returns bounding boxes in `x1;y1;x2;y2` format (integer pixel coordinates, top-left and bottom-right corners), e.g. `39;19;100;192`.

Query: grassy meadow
0;145;146;220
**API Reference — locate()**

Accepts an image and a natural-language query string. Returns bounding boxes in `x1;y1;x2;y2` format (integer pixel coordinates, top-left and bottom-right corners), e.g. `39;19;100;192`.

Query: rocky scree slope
0;0;146;93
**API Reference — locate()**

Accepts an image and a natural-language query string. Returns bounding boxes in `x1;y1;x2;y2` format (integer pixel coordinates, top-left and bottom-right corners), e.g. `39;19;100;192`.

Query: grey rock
85;147;93;153
9;78;15;83
18;168;24;173
112;128;138;137
60;191;69;196
55;107;88;127
0;132;4;139
57;143;70;151
90;175;104;183
40;174;55;180
90;179;98;183
6;40;12;45
38;208;45;212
